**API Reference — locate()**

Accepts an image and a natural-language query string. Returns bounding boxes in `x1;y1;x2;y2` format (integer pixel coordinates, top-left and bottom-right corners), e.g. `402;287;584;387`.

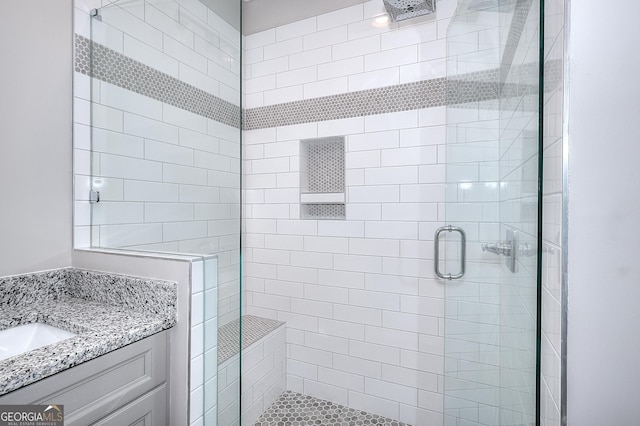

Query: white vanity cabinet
0;330;169;426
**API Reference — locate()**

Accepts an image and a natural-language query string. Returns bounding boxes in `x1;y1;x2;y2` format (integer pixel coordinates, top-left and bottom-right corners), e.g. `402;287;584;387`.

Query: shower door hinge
90;8;102;20
89;190;100;204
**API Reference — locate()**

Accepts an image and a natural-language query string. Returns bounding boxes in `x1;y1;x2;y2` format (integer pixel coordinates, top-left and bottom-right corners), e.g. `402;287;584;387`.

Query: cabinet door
92;385;166;426
0;331;168;426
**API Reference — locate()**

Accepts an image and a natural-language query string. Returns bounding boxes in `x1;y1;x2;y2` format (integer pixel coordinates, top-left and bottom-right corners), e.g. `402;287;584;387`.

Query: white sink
0;323;77;361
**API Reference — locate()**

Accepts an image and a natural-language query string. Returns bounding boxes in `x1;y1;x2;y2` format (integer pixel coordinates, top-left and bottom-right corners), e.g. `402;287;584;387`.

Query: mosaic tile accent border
244;68;511;130
244;78;445;130
218;314;284;364
254;391;411;426
446;68;500;106
74;32;557;132
74;34;241;129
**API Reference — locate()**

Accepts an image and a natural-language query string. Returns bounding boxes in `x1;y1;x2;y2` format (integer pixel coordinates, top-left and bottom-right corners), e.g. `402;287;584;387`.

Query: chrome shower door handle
434;225;466;280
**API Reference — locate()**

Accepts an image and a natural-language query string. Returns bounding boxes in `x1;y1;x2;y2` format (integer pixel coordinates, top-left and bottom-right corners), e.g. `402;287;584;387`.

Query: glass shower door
442;0;540;425
85;0;242;424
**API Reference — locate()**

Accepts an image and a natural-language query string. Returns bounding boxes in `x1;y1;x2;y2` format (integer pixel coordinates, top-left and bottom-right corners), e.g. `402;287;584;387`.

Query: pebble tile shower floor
253;391;411;426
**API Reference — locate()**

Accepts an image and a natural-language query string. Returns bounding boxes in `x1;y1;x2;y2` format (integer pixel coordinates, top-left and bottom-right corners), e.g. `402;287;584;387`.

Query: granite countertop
0;268;177;396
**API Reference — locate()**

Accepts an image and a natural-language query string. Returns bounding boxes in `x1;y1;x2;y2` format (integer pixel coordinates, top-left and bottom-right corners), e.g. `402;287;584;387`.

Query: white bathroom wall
73;0;241;327
242;1;458;423
0;0;73;277
566;1;640;424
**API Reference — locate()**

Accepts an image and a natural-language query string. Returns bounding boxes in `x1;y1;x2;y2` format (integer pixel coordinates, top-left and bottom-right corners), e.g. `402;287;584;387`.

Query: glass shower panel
444;0;540;425
87;0;241;424
444;5;503;424
497;0;540;423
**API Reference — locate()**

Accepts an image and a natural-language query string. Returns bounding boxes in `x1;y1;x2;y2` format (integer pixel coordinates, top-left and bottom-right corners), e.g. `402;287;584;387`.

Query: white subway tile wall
541;0;564;424
189;257;218;426
243;1;454;109
242;1;458;423
240;326;287;425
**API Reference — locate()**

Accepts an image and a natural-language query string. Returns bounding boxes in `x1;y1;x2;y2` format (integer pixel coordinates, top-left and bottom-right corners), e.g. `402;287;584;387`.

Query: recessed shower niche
299;136;346;220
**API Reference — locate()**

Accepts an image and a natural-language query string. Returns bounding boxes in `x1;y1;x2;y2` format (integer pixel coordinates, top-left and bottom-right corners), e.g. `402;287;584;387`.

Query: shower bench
217;315;286;426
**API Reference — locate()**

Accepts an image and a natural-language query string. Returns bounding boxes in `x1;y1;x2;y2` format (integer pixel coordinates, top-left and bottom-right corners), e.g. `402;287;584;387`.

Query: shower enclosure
75;0;543;424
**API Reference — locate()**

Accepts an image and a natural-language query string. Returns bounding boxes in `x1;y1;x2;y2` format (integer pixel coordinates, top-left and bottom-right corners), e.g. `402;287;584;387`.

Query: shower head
382;0;436;22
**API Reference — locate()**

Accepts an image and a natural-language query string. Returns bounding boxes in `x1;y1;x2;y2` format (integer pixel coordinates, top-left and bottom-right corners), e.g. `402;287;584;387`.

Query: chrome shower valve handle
481;242;512;256
482;229;520;272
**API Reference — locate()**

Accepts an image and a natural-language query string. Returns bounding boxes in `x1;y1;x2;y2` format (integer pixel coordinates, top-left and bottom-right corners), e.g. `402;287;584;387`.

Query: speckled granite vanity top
0;268;177;396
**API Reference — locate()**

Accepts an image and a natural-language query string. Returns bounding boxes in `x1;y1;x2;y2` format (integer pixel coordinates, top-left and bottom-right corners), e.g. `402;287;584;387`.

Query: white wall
566;2;640;424
0;0;73;277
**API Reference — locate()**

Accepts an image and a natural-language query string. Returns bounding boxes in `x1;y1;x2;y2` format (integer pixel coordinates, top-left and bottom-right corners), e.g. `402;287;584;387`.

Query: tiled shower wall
241;1;460;424
73;0;241;327
541;0;564;424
